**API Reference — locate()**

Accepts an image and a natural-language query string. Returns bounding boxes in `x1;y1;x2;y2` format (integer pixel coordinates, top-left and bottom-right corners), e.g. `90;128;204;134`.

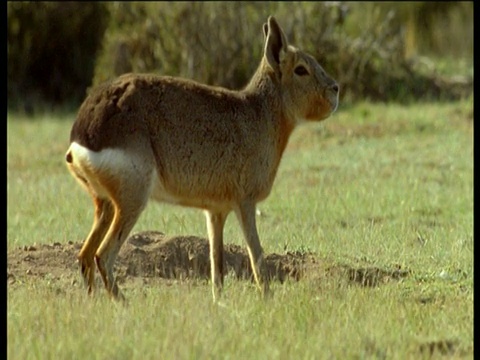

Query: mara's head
262;16;339;123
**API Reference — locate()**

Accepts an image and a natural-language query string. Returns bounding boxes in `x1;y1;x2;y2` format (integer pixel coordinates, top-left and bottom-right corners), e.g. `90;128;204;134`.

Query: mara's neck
242;59;296;161
243;58;277;94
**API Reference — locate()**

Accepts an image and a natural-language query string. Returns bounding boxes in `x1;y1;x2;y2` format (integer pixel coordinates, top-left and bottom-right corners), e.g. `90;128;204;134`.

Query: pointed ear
263;16;288;74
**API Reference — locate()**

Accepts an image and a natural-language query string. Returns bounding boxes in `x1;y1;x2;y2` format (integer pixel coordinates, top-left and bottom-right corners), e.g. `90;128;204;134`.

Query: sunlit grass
7;99;473;358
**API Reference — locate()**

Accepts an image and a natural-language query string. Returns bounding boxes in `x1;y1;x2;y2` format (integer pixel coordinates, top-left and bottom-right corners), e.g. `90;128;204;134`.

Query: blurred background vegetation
7;1;473;114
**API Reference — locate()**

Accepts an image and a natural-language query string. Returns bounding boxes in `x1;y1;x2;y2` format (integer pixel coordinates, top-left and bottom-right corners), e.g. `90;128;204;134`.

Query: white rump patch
68;142;154;198
69;142;141;175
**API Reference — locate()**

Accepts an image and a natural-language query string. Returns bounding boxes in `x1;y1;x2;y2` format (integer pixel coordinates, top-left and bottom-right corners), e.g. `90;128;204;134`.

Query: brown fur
65;16;339;301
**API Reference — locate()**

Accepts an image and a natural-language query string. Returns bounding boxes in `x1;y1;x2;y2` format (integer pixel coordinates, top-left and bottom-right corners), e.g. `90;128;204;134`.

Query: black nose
331;83;339;93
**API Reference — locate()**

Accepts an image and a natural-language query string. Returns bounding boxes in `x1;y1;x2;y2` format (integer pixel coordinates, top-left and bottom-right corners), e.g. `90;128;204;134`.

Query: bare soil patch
7;231;409;290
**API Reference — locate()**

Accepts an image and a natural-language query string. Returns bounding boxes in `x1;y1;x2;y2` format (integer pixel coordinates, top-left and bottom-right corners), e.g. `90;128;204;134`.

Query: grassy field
7;99;473;359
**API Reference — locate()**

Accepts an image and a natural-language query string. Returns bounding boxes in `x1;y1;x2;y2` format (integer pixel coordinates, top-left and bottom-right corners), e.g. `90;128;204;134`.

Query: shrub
7;2;109;111
93;2;472;103
7;2;472;111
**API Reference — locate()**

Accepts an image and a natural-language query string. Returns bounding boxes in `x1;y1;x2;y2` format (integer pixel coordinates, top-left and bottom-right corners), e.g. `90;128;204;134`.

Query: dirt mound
119;231;316;282
7;231;409;289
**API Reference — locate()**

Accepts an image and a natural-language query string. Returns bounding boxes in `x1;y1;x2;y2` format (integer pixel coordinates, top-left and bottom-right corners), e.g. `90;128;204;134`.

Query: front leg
205;210;228;302
234;201;270;297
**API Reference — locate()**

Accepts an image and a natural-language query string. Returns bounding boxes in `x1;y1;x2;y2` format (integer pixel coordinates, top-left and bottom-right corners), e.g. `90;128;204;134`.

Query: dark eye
294;65;309;76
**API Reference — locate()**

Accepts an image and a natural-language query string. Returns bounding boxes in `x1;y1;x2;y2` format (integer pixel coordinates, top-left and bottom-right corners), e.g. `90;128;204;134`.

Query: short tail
65;149;73;163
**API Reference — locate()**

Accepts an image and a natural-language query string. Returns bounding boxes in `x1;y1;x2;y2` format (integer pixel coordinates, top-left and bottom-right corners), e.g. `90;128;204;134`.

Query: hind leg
77;196;114;294
66;141;156;300
94;206;144;300
94;173;152;300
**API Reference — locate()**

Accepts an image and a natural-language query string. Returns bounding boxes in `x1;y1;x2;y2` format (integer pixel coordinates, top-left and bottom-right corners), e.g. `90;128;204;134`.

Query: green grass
7;99;473;359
